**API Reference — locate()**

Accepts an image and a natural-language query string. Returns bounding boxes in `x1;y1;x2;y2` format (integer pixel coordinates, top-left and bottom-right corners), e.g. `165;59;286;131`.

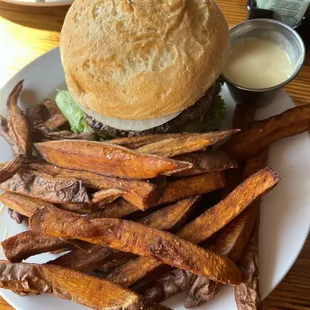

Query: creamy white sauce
223;37;293;89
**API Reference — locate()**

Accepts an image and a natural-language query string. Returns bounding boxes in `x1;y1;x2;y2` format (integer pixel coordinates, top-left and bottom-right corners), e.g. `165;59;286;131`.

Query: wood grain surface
0;0;310;309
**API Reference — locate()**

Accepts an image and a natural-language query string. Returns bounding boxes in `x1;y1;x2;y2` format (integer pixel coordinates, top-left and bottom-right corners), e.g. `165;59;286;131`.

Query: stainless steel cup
222;19;306;107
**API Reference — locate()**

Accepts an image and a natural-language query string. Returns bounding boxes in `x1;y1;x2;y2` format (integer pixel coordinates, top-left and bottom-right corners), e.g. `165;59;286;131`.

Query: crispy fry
38;127;95;141
50;248;70;255
0;261;170;310
48;198;199;272
1;231;68;262
7;209;26;224
185;204;259;307
96;197;200;274
221;104;310;161
0;192;54;217
25;105;47;128
158;172;225;204
7;81;32;156
47;245;115;272
38;100;67;130
220;103;256;197
232;104;256;132
63;239;96;253
185;150;268;307
138;269;196;302
26;162;160;210
0;193;94;258
56;203;97;214
137;196;199;230
40;113;68;130
0;154;24;183
234;219;261;310
177;167;276;243
106;167;279;287
96;252;137;274
0;116;19;154
0;170;89;204
136;130;239;157
41;99;62;117
91;188;125;204
109;134;181;149
30;207;242;285
85;199;139;219
173;151;237;177
34;140;192;179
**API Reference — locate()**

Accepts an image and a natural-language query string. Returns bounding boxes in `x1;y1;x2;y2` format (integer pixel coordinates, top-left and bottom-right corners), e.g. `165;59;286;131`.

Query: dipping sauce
223;37;293;89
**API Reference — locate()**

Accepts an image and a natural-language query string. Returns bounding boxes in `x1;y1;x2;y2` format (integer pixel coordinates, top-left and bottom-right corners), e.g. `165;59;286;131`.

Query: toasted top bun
60;0;229;120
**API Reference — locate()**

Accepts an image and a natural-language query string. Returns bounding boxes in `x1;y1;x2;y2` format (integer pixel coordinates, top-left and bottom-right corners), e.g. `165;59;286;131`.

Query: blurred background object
247;0;310;51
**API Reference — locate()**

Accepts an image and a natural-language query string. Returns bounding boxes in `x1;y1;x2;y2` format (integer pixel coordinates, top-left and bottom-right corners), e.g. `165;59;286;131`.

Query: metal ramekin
222;19;306;107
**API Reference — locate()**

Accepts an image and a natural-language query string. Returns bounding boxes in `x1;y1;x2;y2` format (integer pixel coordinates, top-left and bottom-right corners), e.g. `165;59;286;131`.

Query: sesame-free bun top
60;0;229;120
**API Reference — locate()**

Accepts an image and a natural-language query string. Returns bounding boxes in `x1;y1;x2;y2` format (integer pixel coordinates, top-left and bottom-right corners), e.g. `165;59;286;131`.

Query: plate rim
0;0;72;7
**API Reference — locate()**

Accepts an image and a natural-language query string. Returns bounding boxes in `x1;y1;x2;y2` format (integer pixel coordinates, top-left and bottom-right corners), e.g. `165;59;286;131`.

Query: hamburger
56;0;229;138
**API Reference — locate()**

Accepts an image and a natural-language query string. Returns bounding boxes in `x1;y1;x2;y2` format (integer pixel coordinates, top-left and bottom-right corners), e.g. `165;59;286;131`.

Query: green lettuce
201;92;226;132
55;90;91;133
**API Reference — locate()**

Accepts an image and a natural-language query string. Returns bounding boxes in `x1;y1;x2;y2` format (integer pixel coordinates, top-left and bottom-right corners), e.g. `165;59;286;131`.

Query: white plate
0;47;309;310
0;0;71;7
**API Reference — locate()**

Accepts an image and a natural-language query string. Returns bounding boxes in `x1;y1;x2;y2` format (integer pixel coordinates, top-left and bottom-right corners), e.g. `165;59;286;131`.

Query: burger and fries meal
0;0;309;309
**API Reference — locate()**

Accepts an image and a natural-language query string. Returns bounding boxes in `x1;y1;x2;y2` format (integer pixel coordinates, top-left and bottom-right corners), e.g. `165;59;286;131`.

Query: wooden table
0;0;309;309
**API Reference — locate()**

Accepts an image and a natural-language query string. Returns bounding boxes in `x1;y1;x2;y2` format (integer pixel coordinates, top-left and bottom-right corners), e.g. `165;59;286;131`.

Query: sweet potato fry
30;207;242;285
136;130;240;157
185;204;259;307
47;244;115;272
0;116;19;154
85;198;139;219
38;127;96;141
38;100;67;130
234;219;261;310
48;197;199;272
8;209;26;224
137;196;199;230
95;197;200;274
57;203;98;214
25;105;47;128
106;167;279;287
91;188;125;204
0;154;24;183
40;113;68;130
96;252;137;274
0;261;170;310
138;269;196;302
7;81;32;157
26;162;160;210
34;140;192;179
158;172;225;204
0;170;89;204
173;151;237;177
221;104;310;161
41;99;62;117
185;150;268;307
109;134;181;149
177;167;276;243
1;231;68;262
232;104;256;132
0;192;54;217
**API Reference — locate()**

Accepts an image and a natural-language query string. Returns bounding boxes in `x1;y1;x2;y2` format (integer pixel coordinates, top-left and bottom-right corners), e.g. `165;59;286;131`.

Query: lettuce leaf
55;90;91;133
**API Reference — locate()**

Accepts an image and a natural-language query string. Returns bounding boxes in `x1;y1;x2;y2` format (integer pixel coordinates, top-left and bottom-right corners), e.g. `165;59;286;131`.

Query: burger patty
86;84;216;139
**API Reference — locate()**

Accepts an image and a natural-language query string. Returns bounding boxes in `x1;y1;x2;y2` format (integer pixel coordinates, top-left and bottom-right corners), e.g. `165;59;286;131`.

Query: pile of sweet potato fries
0;80;309;309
